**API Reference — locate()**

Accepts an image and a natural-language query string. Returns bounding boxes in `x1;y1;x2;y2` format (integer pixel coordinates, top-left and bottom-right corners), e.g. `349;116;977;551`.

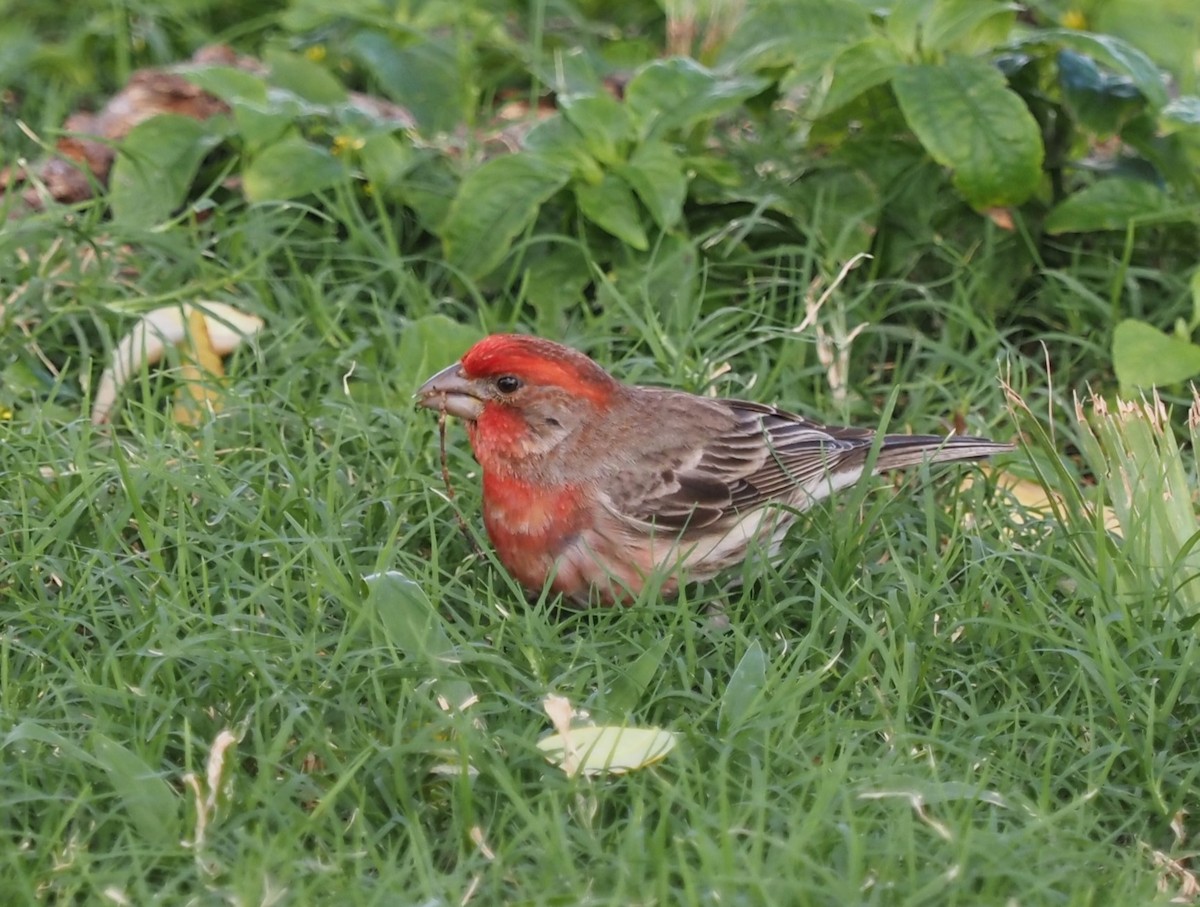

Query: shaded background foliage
3;0;1200;398
3;1;1200;904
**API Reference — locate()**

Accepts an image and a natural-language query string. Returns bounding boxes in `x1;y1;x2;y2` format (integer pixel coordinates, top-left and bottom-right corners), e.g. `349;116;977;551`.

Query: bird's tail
871;434;1014;473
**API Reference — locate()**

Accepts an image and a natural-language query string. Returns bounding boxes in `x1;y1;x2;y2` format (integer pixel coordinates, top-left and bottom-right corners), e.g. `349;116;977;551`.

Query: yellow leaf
537;725;677;777
173;307;227;425
964;466;1121;534
92;302;263;424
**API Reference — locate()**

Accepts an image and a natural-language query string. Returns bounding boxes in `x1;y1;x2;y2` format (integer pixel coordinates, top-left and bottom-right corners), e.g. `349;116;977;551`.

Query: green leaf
174;64;297;151
718;641;768;733
624;58;768;140
359;133;415;199
1161;97;1200;135
537;726;677;777
784;167;881;262
918;0;1019;55
363;570;448;657
559;93;631;165
814;36;903;118
175;64;268;105
402;152;460;233
263;47;347;104
719;0;872;73
362;570;476;712
524;247;594;328
575;173;649;250
616;141;688;231
229;99;300;153
394;314;482;392
109;114;224;227
3;720;94;764
641;234;701;320
892;57;1043;208
1025;29;1169;108
524;115;604;182
440;153;571;278
92;734;180;843
1043;178;1167;234
607;636;673;713
1057;50;1144;137
243;137;349;201
1191;270;1200;332
351;31;470;134
1112;320;1200;390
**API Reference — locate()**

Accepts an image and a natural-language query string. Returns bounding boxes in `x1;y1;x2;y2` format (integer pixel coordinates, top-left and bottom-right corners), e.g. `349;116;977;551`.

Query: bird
416;334;1012;606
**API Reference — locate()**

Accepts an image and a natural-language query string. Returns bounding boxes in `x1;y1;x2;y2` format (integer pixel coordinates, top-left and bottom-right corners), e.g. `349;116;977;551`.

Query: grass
3;212;1196;906
3;14;1200;905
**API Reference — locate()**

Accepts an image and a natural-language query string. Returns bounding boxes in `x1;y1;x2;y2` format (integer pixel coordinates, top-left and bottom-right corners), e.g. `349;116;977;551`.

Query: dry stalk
439;404;483;557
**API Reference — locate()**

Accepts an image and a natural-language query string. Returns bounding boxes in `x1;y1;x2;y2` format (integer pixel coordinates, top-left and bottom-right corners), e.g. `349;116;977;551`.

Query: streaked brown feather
603;393;1011;545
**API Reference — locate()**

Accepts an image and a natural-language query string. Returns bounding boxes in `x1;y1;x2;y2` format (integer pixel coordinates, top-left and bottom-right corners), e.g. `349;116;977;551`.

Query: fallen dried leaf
91;301;263;424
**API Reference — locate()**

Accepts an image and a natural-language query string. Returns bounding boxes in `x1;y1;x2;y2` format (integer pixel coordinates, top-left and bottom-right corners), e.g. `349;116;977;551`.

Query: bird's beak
415;362;485;421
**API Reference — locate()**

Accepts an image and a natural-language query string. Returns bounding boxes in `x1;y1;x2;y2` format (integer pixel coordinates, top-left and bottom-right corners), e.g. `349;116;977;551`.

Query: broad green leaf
524;115;604;182
559;94;631;165
351;31;471;134
918;0;1019;55
243;137;349;201
363;570;449;657
109;114;224;227
625;58;768;140
639;234;701;329
892;57;1043;208
229;98;299;152
574;173;649;250
359;133;415;199
1161;97;1200;135
175;65;299;150
174;64;268;105
607;636;673;713
362;571;475;711
784;167;881;262
1112;320;1200;390
93;734;180;843
1043;178;1167;234
264;47;347;104
1057;50;1144;137
394;314;482;394
537;726;677;777
616;141;688;231
887;0;931;57
815;36;903;118
524;247;594;327
718;640;767;733
1024;29;1169;108
719;0;872;73
441;153;571;278
3;721;94;764
402;152;460;233
1191;270;1200;332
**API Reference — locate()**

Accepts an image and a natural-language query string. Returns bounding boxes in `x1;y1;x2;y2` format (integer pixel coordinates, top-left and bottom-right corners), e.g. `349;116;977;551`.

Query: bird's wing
601;397;1007;540
599;398;867;539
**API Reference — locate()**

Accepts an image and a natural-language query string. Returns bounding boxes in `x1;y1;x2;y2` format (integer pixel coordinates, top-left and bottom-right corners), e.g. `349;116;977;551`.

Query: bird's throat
467;406;537;470
479;470;586;592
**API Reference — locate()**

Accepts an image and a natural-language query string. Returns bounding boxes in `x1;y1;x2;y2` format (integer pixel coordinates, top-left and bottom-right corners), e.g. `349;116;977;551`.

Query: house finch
417;334;1012;606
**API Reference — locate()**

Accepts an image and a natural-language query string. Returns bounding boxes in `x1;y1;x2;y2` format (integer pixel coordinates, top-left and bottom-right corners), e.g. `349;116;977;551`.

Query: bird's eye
495;375;522;394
